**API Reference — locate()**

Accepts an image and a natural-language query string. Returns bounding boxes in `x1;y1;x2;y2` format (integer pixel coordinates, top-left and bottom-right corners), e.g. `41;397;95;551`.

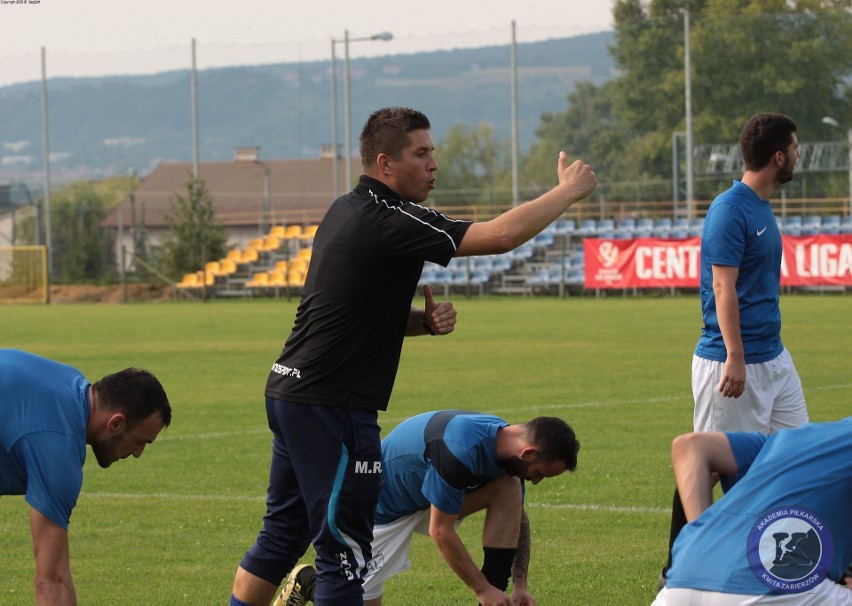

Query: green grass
1;295;849;605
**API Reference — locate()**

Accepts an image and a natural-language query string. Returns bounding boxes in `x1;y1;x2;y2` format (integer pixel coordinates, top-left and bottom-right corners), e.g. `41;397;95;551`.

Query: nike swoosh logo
756;226;767;236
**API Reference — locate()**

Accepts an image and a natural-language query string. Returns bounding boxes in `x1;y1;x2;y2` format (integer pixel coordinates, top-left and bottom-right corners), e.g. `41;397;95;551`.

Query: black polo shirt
265;176;471;410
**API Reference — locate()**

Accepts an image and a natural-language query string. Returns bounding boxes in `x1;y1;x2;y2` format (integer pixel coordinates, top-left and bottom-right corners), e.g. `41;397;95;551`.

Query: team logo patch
746;506;834;594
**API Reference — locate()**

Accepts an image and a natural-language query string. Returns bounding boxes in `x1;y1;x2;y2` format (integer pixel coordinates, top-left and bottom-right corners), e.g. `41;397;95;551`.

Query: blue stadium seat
635;218;654;237
597;218;615;232
821;215;841;234
532;232;555;248
554;219;576;236
650;218;672;238
577;219;597;236
783;215;802;232
688;218;705;237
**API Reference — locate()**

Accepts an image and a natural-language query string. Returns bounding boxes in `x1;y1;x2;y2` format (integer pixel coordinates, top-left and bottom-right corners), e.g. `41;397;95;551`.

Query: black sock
664;487;688;573
481;547;516;591
299;566;317;601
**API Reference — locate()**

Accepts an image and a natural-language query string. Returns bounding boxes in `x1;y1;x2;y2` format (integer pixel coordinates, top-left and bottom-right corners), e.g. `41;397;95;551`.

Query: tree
157;177;228;280
431;122;512;206
50;182;115;283
524;81;619;188
530;0;851;197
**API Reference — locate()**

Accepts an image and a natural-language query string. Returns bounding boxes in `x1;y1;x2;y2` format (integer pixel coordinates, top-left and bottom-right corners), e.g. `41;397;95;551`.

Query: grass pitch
0;294;848;605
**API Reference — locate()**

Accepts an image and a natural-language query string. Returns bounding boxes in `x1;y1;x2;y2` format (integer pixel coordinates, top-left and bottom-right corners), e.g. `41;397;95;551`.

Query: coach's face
384;128;438;203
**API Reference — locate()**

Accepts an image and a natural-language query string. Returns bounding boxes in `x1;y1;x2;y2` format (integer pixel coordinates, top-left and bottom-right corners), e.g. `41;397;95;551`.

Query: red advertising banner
584;235;852;289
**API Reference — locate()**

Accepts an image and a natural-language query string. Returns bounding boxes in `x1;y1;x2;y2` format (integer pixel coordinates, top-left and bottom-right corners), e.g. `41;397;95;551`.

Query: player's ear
106;412;127;434
519;446;537;461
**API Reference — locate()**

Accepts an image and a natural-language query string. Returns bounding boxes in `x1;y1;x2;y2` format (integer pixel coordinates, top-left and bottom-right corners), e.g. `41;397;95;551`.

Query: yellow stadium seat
177;273;200;288
246;271;270;288
268;225;287;239
287;269;306;288
204;261;220;275
248;238;264;250
297;247;312;260
268;269;288;287
274;260;289;273
288;258;308;274
261;236;281;252
240;248;259;263
215;259;238;276
299;224;319;240
284;225;303;238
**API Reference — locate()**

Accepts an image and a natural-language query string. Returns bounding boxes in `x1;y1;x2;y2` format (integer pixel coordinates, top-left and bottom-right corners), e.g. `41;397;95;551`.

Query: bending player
275;410;580;606
652;418;851;605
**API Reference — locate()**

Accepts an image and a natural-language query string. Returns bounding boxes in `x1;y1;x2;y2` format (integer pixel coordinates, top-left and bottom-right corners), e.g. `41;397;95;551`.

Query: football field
1;295;848;605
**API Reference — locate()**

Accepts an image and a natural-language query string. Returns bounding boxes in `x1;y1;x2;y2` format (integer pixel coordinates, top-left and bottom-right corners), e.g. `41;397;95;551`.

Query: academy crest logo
746;506;834;593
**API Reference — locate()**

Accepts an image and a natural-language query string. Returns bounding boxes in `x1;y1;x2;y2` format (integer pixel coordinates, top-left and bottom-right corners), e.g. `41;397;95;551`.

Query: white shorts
362;510;461;601
691;349;807;433
650;579;852;605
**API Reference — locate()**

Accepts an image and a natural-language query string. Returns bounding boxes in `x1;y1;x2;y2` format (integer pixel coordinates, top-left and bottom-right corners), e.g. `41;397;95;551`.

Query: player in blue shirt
652;418;851;605
662;114;809;587
692;113;806;434
0;349;171;605
274;410;579;606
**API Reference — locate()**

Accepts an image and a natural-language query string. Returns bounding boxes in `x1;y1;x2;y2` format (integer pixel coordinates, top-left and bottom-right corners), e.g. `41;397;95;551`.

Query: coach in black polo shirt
230;107;597;606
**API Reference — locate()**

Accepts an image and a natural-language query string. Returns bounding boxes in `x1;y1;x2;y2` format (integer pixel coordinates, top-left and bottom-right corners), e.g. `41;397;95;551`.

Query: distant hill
0;32;615;187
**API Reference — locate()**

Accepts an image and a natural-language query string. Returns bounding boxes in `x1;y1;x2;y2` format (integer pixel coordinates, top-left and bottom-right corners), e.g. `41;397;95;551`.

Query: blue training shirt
695;180;784;363
0;349;90;530
374;410;509;525
666;418;852;595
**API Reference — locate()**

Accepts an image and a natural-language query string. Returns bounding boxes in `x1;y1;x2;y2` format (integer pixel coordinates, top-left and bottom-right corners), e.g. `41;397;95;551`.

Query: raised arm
30;507;77;606
455;152;596;257
671;432;738;522
429;506;514;606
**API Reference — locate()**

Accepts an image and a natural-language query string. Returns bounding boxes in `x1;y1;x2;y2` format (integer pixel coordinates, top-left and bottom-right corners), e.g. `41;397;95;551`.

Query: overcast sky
0;0;614;86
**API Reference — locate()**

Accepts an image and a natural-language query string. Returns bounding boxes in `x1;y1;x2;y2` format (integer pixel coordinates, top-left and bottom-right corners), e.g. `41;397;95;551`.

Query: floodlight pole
822;116;852;217
510;21;520;207
333;31;393;194
40;47;53;288
683;9;695;218
331;38;340;198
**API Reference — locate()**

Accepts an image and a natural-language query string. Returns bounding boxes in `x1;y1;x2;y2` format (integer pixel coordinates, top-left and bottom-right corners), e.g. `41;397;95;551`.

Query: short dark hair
739;113;797;171
524;416;579;472
92;368;171;428
359;107;431;171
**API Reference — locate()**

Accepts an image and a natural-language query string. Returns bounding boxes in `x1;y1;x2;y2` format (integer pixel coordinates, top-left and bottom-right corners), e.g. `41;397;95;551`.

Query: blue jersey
667;418;852;595
0;349;90;530
695;180;784;363
374;411;509;524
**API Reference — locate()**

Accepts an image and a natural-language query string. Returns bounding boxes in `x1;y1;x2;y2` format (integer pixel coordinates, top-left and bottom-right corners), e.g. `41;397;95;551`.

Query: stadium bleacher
176;211;849;298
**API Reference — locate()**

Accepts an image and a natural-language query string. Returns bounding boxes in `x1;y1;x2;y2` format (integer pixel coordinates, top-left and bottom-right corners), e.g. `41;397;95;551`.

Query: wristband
421;316;437;336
